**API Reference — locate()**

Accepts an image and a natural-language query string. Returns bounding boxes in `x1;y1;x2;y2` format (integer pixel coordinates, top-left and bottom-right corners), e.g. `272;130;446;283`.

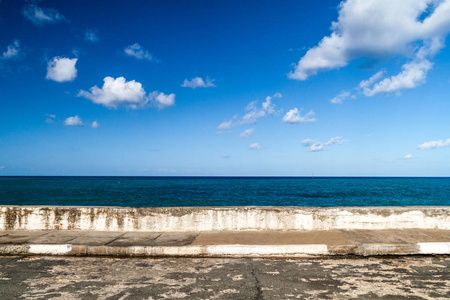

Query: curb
1;242;449;258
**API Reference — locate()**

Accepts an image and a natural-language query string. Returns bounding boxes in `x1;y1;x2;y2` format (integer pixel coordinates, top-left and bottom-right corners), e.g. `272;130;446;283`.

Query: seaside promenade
1;205;449;257
1;206;450;299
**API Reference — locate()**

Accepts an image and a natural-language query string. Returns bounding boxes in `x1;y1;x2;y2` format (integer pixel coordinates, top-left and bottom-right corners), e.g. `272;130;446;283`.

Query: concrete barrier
1;206;449;232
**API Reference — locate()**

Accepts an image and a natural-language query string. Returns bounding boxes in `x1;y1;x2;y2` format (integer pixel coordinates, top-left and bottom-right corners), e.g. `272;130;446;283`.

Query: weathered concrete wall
0;206;449;232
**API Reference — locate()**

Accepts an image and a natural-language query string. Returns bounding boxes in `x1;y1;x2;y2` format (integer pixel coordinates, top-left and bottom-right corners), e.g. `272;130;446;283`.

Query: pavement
1;256;450;299
0;229;449;257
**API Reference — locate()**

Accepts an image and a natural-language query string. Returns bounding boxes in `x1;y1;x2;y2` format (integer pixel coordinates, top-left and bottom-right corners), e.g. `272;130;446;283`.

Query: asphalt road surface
0;256;449;299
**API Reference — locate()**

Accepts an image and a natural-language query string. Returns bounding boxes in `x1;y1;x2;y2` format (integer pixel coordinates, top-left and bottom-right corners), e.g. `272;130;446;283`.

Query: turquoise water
0;176;448;207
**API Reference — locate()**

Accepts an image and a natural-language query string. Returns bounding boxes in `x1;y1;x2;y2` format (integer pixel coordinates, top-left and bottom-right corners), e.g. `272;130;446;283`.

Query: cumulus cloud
239;128;255;139
282;108;316;124
302;136;348;152
22;4;67;26
181;77;216;88
85;29;99;43
330;90;351;104
2;40;22;60
46;57;77;82
249;143;261;150
417;138;450;150
64;115;82;126
124;43;154;61
148;91;176;109
91;121;100;128
78;76;175;109
290;0;450;82
362;48;434;96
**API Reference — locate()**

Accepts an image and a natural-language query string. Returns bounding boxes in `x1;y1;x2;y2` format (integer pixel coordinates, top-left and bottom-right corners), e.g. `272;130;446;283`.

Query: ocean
0;176;449;207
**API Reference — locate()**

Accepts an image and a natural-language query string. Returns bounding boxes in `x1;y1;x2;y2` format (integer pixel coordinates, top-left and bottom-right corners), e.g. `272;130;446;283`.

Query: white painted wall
1;206;449;232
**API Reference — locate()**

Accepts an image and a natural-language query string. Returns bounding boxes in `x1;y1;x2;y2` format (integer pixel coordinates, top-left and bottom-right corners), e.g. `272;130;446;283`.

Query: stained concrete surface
0;256;449;299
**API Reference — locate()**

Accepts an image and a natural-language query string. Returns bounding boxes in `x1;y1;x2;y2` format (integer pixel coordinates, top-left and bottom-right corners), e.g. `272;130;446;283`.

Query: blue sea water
0;177;448;207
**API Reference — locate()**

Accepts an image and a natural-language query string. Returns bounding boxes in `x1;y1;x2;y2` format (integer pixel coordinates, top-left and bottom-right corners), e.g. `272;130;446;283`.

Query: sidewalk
0;229;449;257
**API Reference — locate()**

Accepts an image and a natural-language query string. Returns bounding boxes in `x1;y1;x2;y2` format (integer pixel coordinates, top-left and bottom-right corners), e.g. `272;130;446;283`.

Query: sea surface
0;176;449;207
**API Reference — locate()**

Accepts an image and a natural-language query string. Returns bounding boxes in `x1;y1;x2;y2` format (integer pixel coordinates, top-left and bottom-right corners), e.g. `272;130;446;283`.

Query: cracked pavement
0;256;449;299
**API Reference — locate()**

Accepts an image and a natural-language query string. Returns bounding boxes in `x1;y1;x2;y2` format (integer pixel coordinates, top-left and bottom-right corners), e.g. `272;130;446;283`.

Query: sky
0;0;449;176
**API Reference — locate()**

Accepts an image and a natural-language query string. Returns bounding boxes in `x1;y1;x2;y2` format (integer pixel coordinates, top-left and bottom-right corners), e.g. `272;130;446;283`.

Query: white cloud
218;93;281;129
181;77;216;88
249;143;261;150
402;154;415;160
85;29;99;43
301;139;315;147
46;57;77;82
262;96;275;114
64;115;82;126
91;121;100;128
45;114;56;124
417;138;450;150
242;108;266;124
273;92;282;98
362;50;434;96
149;91;176;109
289;0;450;96
217;121;234;130
221;154;230;158
246;101;257;111
239;128;255;139
242;96;278;124
282;108;316;124
330;90;351;104
302;136;348;152
2;40;22;60
124;43;154;61
217;115;237;130
359;70;385;89
310;142;325;152
22;4;67;26
78;76;175;110
325;136;347;146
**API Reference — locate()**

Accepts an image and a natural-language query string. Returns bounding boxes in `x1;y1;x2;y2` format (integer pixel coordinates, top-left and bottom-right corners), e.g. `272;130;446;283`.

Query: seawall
1;206;449;232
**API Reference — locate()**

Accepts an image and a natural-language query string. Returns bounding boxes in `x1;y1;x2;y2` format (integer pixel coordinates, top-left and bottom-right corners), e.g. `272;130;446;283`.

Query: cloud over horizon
289;0;450;96
249;143;261;150
124;43;154;61
78;76;175;109
302;136;348;152
181;77;216;88
282;108;315;124
216;93;282;131
64;115;82;126
23;4;67;26
239;128;255;139
46;57;77;82
418;138;450;150
2;40;22;60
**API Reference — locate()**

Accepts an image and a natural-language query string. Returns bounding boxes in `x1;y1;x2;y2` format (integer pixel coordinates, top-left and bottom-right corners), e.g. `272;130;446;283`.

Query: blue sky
0;0;449;176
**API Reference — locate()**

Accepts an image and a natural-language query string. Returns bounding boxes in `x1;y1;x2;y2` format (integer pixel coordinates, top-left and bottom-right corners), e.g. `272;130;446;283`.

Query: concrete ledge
1;206;449;232
1;242;448;258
